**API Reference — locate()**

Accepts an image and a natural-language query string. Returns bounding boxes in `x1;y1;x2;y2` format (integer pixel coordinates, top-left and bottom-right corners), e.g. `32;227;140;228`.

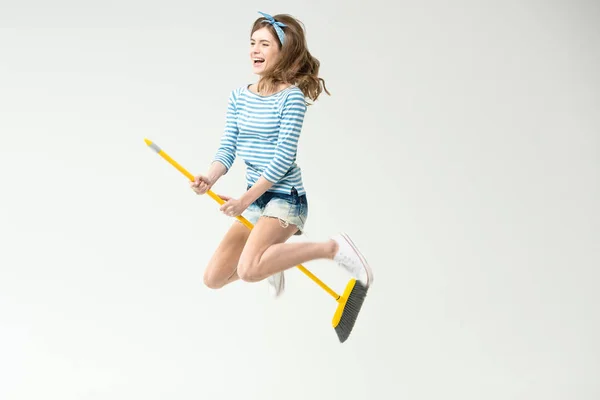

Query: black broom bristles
334;280;369;343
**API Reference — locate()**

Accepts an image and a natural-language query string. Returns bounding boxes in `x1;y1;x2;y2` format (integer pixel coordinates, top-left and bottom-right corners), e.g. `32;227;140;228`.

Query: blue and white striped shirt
213;84;308;195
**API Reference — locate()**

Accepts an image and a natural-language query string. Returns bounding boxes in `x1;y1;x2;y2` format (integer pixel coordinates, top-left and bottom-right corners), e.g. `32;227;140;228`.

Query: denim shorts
241;186;308;235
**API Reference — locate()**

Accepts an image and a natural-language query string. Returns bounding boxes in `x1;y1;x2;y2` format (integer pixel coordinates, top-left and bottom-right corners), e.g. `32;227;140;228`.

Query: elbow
261;171;280;184
263;155;295;183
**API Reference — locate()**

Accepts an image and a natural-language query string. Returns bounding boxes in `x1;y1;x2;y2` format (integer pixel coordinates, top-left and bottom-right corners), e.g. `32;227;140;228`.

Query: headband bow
258;11;287;46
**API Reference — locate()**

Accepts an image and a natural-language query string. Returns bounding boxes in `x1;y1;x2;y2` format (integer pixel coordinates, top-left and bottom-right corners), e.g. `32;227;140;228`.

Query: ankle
326;239;339;259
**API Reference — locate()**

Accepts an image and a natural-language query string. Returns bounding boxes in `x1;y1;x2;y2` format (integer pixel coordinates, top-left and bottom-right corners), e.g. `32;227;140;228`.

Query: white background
1;1;599;399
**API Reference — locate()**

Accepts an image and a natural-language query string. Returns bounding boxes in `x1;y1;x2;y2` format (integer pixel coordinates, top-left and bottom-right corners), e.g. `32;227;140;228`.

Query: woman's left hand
219;197;249;218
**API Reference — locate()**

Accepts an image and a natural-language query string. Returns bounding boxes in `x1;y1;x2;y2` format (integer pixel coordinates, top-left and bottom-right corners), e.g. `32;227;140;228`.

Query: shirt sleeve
261;91;307;183
212;90;239;172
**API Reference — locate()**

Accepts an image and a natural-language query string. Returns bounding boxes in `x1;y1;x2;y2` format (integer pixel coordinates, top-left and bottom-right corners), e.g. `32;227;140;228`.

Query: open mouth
253;57;265;66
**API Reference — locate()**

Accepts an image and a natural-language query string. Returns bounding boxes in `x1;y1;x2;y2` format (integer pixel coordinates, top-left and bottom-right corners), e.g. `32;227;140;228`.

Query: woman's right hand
190;174;214;195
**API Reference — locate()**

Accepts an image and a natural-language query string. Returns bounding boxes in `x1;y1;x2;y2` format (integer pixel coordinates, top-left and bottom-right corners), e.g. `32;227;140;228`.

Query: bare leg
203;221;251;289
237;216;338;282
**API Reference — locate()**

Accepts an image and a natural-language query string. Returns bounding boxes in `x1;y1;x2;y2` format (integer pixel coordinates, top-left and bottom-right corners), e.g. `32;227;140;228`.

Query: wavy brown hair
251;14;330;104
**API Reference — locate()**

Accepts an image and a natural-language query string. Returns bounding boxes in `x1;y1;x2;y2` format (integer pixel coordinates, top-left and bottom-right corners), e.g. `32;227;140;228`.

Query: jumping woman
191;11;373;297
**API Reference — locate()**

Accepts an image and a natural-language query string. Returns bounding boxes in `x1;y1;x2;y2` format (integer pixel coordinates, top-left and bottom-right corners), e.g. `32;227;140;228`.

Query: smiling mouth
253;58;265;66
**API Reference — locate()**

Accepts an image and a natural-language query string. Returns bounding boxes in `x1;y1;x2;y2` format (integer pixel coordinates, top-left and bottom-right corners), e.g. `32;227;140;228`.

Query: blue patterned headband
258;11;287;46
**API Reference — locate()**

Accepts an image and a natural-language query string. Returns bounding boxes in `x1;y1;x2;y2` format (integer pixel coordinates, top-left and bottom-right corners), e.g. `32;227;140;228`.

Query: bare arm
239;176;273;207
207;161;228;186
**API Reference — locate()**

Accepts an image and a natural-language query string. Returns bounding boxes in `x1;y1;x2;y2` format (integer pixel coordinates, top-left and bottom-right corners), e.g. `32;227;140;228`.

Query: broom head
332;278;369;343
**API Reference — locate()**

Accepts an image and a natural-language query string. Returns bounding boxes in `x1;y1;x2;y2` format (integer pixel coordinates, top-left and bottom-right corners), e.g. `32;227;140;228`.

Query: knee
237;261;262;283
203;269;225;289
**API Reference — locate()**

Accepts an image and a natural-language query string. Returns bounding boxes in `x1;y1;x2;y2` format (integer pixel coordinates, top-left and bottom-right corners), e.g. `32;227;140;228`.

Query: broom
144;138;368;343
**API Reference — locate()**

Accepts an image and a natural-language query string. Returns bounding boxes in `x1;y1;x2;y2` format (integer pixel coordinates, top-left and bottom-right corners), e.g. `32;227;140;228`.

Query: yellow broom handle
144;139;341;300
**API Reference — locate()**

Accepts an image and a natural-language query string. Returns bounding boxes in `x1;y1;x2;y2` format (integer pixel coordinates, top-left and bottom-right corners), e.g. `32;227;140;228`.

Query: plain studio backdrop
1;0;599;399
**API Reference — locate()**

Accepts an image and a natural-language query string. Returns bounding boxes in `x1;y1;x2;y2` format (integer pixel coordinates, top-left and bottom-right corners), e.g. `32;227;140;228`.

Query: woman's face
250;27;280;75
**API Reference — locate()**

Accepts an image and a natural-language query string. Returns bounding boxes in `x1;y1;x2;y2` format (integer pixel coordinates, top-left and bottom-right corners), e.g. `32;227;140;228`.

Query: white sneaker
267;272;285;297
331;233;373;287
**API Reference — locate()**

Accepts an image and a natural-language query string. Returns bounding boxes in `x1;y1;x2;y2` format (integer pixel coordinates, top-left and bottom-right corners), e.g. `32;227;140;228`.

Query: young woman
191;11;373;297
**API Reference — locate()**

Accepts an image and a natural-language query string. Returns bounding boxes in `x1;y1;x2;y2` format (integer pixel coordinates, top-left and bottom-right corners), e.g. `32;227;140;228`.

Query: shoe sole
340;232;373;288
